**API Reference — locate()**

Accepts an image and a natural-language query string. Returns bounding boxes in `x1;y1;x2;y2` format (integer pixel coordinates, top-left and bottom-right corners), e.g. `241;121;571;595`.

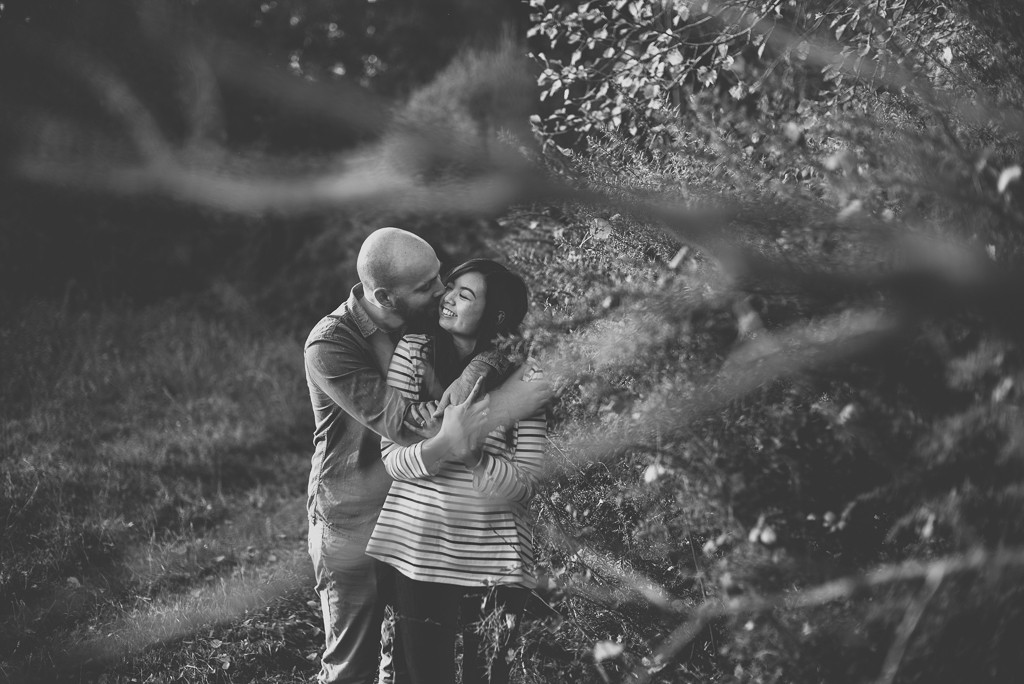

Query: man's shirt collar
343;284;381;339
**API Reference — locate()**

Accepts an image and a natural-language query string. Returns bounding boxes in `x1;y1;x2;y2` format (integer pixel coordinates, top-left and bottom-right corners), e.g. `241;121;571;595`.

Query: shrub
502;1;1024;681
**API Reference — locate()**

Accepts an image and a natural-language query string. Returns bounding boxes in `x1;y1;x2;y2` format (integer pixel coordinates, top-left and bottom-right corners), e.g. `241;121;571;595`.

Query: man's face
390;254;444;326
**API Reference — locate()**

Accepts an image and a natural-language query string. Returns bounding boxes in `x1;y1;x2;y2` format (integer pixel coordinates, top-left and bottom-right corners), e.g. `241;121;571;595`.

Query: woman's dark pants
391;573;527;684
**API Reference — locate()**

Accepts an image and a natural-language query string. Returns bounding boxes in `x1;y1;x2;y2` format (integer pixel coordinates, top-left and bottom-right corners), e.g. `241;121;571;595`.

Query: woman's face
439;271;487;339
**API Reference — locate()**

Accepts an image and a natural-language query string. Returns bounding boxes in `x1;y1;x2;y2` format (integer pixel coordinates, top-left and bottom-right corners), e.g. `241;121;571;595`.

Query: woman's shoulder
390;334;431;373
399;333;431;347
396;334;431;356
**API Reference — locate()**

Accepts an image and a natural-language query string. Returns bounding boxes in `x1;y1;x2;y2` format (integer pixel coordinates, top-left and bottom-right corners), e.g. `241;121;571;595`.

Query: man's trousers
309;517;395;684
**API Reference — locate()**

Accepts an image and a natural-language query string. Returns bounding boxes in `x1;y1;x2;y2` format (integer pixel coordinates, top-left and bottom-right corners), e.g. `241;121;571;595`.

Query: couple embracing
304;227;552;684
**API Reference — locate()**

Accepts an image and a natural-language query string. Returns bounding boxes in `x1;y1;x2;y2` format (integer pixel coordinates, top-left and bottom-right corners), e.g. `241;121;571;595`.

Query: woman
365;259;546;684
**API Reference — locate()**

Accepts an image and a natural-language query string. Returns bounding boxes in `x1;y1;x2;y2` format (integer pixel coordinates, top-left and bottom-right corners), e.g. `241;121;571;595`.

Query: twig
687;532;715;656
4;479;42;533
548;440;585;475
874;565;945;684
509;236;557;245
52;47;173;163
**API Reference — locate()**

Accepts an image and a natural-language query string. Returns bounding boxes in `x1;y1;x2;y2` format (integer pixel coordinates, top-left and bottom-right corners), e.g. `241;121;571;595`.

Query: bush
499;1;1024;681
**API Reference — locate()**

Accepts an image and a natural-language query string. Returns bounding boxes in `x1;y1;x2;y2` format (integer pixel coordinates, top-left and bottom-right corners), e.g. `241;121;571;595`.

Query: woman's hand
437;377;490;461
403;401;441;439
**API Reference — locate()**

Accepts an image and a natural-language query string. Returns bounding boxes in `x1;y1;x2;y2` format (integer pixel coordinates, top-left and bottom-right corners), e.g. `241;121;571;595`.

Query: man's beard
393;298;440;333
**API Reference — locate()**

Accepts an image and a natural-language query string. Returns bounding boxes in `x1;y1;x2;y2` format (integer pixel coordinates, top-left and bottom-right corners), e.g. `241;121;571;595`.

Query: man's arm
468;367;548;502
305;334;421;446
434;350;510;407
484;363;552;433
431;357;552;436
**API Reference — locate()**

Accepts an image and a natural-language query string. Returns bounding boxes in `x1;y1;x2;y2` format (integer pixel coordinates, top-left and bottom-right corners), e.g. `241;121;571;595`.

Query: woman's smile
438;271;487;345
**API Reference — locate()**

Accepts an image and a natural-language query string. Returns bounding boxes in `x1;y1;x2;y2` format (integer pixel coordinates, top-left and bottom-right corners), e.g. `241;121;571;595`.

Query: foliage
505;0;1024;682
491;202;1024;684
528;0;1024;153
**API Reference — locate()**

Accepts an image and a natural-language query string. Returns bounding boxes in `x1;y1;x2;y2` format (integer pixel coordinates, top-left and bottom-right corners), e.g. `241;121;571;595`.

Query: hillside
3;1;1024;683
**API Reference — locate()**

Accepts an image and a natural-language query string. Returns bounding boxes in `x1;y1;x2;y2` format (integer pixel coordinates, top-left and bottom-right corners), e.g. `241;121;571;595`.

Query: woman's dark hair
433;258;529;386
446;259;529;345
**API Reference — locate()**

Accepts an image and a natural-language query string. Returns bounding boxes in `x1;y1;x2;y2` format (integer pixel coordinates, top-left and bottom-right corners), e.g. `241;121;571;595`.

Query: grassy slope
0;297;319;683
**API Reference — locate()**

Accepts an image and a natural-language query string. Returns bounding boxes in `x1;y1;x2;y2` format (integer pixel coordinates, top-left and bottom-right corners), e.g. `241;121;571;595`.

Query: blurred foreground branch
8;554;312;684
547;307;901;466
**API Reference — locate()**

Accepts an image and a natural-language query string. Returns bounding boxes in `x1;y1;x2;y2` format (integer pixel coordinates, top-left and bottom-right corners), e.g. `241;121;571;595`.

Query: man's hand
403;401;441;440
431;361;500;419
483;364;552;431
436;377;490;460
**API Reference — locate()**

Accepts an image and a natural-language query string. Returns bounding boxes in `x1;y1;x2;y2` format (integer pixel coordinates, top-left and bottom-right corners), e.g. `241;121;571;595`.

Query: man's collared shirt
304;284;423;542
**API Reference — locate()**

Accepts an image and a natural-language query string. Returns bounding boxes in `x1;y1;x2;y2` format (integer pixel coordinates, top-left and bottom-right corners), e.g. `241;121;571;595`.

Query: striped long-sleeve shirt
365;335;547;587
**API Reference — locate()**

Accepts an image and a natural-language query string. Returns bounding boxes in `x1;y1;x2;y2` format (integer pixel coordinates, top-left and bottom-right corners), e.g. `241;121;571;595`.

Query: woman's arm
382;336;489;481
379;337;434;480
468;366;548;503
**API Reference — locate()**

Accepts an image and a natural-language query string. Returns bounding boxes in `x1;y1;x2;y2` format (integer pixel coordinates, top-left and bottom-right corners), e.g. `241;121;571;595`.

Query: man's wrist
473;350;511;376
483;404;512;436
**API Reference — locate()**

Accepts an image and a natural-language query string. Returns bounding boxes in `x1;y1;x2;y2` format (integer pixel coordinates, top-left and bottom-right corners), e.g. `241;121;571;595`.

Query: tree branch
875;565;945;684
54;47;173;163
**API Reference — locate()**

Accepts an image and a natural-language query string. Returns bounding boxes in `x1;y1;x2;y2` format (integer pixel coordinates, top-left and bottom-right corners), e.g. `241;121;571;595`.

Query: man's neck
357;290;404;333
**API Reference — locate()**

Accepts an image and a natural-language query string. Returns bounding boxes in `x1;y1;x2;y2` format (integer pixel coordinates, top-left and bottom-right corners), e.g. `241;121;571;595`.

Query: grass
0;296;320;683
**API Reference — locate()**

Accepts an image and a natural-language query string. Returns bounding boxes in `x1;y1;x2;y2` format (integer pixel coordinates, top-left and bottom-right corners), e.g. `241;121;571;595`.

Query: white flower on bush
643;462;667;484
748;514;778;546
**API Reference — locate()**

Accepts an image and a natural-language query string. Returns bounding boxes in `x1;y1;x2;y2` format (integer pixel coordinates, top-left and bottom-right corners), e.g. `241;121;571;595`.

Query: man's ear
496;310;505;326
373;287;395;310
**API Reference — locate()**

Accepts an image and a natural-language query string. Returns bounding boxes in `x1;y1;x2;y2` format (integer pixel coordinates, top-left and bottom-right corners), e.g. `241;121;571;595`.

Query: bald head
357;227;443;323
357;227;436;291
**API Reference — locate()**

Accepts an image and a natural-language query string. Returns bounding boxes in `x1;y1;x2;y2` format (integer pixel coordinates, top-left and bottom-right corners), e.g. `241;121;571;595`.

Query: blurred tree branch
875;565;945;684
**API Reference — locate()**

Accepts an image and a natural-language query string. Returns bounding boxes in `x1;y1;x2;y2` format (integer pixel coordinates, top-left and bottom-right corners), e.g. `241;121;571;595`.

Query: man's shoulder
305;305;359;349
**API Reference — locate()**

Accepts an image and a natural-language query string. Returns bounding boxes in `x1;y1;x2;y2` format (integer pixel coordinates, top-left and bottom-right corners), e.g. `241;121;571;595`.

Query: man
304;227;551;684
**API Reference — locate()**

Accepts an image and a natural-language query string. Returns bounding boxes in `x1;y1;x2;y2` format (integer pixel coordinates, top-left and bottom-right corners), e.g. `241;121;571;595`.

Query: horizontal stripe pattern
366;335;546;587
